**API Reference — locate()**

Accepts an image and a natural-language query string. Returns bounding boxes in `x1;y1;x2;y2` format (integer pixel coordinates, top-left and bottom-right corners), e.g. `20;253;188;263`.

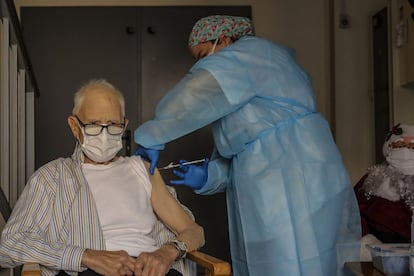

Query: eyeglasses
75;115;125;136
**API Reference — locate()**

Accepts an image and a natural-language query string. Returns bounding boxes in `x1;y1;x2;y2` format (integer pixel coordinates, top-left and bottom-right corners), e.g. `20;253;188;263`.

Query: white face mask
386;148;414;175
80;127;123;163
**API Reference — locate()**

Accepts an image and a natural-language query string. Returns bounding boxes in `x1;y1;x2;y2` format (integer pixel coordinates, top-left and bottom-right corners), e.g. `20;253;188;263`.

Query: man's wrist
81;249;93;267
165;239;188;261
164;243;180;261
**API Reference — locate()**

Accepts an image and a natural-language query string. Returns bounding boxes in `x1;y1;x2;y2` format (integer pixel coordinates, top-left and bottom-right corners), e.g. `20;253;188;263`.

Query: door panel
22;6;251;263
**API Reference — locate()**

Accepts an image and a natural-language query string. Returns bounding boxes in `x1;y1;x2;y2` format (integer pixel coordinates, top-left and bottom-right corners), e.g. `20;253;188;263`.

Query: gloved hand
170;159;209;189
134;146;160;175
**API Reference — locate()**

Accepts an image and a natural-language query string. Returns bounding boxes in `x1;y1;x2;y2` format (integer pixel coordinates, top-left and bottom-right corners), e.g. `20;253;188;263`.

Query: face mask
208;38;219;56
386;148;414;175
79;127;123;163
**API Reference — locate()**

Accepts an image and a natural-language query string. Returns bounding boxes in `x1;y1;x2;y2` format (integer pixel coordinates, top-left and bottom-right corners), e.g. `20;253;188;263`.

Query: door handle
126;26;135;35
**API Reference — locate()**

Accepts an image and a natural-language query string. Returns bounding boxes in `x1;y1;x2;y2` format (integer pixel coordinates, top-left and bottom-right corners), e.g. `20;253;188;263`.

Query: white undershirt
82;156;158;256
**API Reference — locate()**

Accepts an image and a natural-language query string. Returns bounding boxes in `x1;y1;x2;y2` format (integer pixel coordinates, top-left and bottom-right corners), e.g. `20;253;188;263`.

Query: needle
158;159;206;170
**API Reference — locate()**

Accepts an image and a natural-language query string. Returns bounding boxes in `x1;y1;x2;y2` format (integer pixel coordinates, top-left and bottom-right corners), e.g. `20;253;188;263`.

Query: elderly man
0;79;204;276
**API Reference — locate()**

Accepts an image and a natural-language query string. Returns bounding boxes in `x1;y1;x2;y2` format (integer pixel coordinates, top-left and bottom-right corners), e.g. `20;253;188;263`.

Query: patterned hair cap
188;15;255;48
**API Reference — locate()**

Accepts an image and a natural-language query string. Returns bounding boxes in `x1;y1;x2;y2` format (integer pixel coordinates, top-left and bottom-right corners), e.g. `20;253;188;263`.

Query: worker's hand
170;159;208;189
133;245;177;276
134;146;160;175
81;249;135;276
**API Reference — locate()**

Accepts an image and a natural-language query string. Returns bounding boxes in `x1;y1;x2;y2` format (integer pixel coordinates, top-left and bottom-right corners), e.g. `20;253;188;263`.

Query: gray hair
72;79;126;117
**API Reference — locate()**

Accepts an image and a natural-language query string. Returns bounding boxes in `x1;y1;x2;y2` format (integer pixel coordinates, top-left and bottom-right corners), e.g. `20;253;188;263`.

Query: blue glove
170;159;209;189
134;146;160;175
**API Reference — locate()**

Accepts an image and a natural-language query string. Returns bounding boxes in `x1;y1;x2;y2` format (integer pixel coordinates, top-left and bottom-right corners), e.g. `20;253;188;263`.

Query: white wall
335;0;414;183
391;0;414;124
334;0;388;183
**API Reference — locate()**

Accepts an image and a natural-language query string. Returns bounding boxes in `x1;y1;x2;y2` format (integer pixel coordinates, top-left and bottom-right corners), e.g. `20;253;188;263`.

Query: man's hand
134;245;179;276
81;249;136;276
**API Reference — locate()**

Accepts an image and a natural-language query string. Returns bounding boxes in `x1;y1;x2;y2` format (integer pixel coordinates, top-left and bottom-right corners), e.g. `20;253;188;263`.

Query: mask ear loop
208;37;219;56
73;116;86;150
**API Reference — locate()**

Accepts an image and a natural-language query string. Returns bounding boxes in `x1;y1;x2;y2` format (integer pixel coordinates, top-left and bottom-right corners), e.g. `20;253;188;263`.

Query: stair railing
0;0;38;224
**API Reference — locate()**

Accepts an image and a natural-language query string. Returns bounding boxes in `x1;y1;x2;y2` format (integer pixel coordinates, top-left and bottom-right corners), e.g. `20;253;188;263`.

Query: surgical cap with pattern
188;15;255;48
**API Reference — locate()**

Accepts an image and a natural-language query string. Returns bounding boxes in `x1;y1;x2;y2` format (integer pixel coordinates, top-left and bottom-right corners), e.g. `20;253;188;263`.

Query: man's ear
68;116;81;142
124;118;129;129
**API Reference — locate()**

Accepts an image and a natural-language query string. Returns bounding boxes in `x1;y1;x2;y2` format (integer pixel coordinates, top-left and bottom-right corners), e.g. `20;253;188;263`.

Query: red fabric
354;174;411;242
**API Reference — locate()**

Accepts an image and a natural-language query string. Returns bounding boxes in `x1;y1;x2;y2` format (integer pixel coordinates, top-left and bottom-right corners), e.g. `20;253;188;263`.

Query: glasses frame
74;115;126;136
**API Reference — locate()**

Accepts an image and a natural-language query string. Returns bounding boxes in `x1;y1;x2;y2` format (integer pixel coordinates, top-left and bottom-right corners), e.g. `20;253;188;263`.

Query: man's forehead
78;89;122;120
83;88;118;104
84;86;114;97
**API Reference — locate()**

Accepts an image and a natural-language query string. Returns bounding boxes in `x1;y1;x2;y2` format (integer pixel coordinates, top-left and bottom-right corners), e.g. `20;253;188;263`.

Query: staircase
0;0;38;254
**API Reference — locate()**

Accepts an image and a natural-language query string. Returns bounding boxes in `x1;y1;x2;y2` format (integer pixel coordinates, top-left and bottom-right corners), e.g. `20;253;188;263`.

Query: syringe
158;159;206;170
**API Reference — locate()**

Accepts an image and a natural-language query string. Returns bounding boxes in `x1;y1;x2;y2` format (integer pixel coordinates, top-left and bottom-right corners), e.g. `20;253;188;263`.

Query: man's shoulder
33;156;76;177
38;156;73;168
123;155;151;175
124;155;145;164
22;156;78;194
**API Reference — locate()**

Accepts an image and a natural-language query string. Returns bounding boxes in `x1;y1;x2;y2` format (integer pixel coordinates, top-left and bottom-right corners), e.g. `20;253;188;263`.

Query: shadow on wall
0;214;5;232
0;215;10;274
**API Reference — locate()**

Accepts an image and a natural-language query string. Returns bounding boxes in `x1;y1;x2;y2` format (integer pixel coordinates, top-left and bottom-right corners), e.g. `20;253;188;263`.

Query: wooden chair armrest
21;251;232;276
21;263;40;276
186;251;231;276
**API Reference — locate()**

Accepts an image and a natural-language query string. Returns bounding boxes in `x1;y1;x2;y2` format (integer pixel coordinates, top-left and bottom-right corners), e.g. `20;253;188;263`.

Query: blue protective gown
135;36;361;276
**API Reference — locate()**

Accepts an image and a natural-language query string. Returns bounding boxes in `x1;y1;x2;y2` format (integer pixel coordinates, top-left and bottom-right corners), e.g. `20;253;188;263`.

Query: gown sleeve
134;68;254;149
195;148;231;195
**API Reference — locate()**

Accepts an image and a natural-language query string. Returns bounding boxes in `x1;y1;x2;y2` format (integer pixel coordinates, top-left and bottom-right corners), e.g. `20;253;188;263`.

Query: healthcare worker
134;15;361;276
